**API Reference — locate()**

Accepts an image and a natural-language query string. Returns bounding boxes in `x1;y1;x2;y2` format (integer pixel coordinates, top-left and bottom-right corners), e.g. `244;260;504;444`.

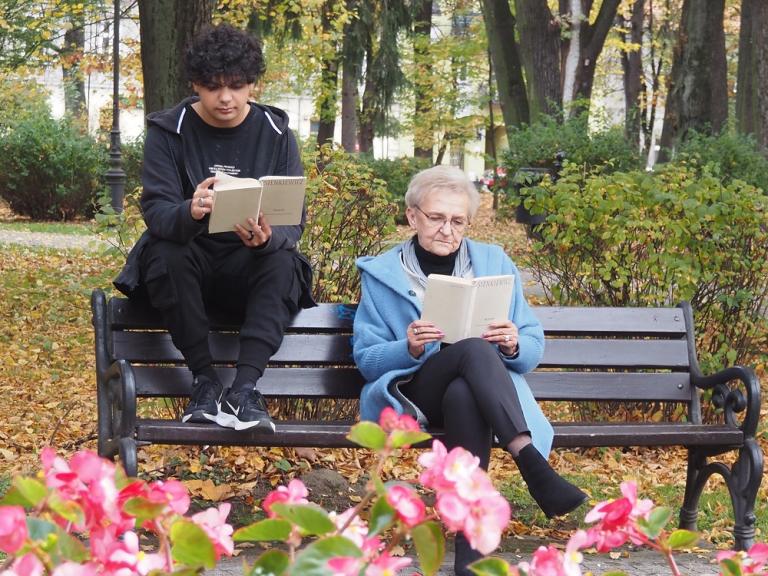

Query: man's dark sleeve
140;126;206;244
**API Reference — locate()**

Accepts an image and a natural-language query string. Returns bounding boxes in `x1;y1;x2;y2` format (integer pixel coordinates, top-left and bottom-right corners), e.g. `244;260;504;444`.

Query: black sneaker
215;388;276;432
181;375;222;423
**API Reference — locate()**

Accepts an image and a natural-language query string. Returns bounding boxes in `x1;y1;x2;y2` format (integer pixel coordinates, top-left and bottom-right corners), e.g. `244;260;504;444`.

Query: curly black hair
184;24;266;85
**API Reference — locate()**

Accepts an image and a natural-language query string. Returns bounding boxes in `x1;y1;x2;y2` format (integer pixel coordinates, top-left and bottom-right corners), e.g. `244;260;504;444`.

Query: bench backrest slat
536;307;686;336
540;339;690;369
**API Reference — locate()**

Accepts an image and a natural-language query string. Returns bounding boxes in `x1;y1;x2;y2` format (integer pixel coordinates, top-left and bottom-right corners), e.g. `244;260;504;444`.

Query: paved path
209;539;721;575
0;229;106;251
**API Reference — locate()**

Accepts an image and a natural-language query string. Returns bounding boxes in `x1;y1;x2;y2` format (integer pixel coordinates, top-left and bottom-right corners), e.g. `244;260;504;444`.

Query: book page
421;274;474;344
208;172;262;234
259;176;306;226
466;275;515;338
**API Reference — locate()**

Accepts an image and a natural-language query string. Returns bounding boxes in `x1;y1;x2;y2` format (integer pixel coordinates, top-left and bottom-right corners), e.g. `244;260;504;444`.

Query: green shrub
359;155;431;223
675;131;768;194
0;75;50;134
502;113;643;177
300;145;398;302
521;162;768;369
0;114;106;220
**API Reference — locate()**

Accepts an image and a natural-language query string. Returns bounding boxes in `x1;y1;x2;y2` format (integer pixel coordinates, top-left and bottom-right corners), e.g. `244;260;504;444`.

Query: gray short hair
404;165;480;219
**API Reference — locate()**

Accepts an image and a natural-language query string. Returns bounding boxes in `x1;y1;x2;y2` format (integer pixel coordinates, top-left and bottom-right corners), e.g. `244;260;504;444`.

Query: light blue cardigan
352;239;554;457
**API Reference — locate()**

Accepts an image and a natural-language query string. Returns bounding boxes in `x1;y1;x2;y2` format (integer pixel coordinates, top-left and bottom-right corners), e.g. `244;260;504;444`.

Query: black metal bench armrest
692;365;760;439
104;358;137;439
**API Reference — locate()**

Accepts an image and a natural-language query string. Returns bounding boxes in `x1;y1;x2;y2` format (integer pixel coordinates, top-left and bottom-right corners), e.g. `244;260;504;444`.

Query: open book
207;171;306;233
420;274;515;344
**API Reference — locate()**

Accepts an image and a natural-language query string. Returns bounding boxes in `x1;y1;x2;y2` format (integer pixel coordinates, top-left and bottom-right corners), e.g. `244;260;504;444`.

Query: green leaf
389;429;431;449
47;494;84;526
368;496;396;536
234;518;292;542
601;572;630;576
26;517;58;543
411;521;445;576
347;421;387;450
637;506;673;539
170;519;217;569
123;496;170;527
8;477;48;507
48;527;89;564
292;536;362;576
466;556;514;575
269;503;335;536
718;557;743;576
245;549;291;576
666;529;699;550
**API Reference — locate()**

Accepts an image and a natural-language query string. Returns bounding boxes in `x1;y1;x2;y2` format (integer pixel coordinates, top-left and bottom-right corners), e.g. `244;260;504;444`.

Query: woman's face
406;187;470;256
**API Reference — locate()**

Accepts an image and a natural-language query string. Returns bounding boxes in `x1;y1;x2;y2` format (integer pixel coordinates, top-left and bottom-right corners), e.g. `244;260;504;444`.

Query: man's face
191;77;254;128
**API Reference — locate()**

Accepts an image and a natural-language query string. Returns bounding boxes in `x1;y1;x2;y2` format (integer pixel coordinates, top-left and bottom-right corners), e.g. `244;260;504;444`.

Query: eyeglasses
414;205;469;233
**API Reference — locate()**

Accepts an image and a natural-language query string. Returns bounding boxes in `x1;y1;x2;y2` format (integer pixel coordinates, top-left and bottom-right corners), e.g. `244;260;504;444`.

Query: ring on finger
248;230;255;241
504;334;510;342
198;197;205;208
413;328;419;335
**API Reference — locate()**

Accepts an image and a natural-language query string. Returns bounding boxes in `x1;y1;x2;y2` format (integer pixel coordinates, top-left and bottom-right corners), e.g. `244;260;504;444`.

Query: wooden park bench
91;289;763;550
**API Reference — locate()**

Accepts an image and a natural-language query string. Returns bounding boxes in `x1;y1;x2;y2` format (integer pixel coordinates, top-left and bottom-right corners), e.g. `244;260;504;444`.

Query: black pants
140;236;302;377
401;338;529;470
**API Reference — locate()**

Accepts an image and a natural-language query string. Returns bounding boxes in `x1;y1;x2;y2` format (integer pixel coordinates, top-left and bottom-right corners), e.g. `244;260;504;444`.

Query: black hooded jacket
114;97;308;297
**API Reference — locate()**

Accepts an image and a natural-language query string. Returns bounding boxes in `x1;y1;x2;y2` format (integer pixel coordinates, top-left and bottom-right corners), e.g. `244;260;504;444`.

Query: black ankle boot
513;444;587;519
454;532;483;576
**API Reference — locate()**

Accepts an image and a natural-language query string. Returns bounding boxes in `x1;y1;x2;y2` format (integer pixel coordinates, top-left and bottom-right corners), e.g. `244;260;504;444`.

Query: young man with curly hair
114;24;314;432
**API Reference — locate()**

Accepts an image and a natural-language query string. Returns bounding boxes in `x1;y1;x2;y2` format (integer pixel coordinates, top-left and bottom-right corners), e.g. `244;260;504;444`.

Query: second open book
208;171;306;233
420;274;515;344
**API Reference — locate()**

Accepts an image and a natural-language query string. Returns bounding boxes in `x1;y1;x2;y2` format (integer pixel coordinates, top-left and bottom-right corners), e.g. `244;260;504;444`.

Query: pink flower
455;467;495;503
461;493;511;555
443;448;480;486
51;562;100;576
1;553;45;576
365;551;412;576
191;503;235;559
717;542;768;574
329;509;372;550
379;407;420;433
435;492;470;532
583;481;653;551
386;484;426;528
262;479;309;518
327;556;364;576
418;441;452;492
0;506;28;554
146;478;191;516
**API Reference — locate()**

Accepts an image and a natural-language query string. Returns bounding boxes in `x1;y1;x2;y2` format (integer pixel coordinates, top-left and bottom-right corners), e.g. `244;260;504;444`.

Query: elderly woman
353;165;586;575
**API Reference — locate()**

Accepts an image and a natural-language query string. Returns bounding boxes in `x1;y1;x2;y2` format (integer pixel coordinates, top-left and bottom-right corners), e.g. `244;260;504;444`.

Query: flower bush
2;411;766;576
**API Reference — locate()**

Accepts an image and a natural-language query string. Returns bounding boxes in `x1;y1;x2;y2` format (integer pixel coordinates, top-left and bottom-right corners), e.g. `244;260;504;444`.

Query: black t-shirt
181;104;262;180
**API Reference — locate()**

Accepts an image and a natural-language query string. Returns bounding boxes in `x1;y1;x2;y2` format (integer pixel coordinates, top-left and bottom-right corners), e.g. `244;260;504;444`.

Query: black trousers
140;236;302;377
401;338;530;470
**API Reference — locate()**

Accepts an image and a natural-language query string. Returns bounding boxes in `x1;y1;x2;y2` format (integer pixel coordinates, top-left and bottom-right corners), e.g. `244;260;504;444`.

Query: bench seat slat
112;333;355;365
109;301;355;332
134;420;742;449
536;307;687;336
133;366;364;397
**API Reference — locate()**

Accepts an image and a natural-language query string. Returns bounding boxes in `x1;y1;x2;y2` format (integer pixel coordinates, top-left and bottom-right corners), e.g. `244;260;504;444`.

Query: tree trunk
481;0;530;133
62;20;86;120
316;2;342;147
358;33;375;154
340;62;359;152
138;0;213;115
516;0;561;120
659;0;727;159
562;0;622;117
736;0;768;153
621;0;645;147
413;0;433;159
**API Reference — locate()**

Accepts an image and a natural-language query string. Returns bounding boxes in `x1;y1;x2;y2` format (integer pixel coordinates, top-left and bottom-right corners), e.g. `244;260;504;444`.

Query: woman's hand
407;321;443;358
483;320;519;356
